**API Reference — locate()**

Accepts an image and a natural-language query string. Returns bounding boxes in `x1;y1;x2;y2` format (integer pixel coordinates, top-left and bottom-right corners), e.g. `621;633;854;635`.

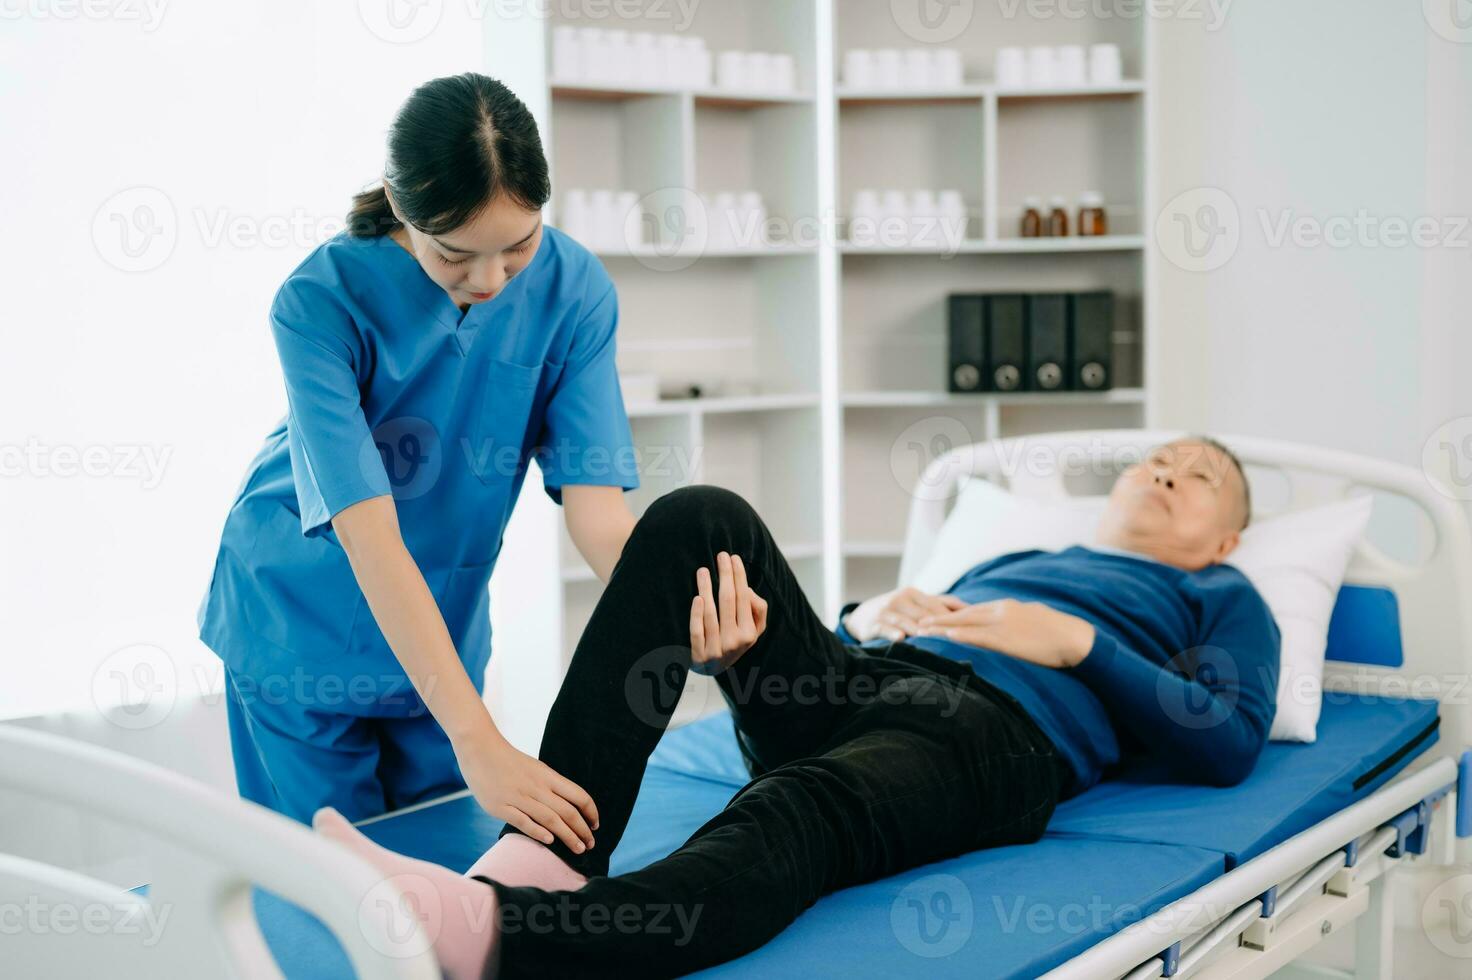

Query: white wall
0;3;485;725
1152;2;1472;480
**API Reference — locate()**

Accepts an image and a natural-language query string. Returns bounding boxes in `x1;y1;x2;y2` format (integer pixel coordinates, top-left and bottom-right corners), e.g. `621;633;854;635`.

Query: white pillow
909;480;1108;595
1227;495;1373;742
878;479;1372;742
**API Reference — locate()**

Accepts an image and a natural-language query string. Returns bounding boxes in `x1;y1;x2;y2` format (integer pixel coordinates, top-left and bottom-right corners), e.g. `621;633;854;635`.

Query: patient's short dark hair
1190;434;1251;531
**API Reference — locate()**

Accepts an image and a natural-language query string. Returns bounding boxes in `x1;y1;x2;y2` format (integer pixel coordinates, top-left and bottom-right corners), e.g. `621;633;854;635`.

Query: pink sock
464;833;589;892
312;807;500;980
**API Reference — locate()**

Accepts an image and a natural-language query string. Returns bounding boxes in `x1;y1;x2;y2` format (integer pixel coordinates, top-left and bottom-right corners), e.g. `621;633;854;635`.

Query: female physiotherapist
197;73;636;856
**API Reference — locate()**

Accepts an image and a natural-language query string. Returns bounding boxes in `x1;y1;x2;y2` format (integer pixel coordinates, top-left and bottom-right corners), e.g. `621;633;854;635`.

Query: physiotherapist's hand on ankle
916;598;1095;669
456;732;600;854
690;552;769;675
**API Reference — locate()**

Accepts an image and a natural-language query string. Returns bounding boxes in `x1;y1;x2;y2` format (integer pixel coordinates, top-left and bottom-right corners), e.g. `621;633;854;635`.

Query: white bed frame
0;726;440;978
2;430;1468;978
897;429;1472;979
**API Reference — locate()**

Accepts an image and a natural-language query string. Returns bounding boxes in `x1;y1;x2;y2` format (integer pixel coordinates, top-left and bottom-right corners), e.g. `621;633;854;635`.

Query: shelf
552;80;812;107
597;243;817;259
841;388;1145;409
835;81;1144;105
626;392;820;418
992;81;1145;100
843;540;905;559
839;235;1144;255
836;85;989;105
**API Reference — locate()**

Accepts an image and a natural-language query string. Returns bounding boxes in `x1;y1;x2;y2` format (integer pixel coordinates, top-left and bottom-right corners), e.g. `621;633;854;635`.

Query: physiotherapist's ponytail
347;72;551;238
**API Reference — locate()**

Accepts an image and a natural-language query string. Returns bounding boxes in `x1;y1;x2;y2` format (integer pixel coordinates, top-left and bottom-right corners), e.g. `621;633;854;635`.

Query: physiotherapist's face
385;185;543;308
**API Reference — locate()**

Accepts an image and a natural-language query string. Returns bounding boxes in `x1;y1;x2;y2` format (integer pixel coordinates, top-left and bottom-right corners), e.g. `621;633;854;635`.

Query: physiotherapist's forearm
563;484;637;583
334;496;501;746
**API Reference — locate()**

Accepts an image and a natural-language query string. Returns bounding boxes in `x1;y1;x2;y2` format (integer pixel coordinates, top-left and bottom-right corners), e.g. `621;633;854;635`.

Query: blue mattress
238;695;1439;979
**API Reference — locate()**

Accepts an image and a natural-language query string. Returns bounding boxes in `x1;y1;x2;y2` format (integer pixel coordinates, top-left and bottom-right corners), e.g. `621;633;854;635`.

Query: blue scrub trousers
224;666;468;824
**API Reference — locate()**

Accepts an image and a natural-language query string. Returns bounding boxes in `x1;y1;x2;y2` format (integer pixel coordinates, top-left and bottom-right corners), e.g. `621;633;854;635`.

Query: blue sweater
837;546;1281;798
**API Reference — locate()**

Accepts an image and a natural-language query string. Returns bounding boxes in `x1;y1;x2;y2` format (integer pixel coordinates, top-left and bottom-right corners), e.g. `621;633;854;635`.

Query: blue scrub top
198;225;639;715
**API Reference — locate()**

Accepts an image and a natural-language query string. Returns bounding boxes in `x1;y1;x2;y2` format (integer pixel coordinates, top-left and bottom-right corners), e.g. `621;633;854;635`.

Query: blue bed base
248;692;1443;979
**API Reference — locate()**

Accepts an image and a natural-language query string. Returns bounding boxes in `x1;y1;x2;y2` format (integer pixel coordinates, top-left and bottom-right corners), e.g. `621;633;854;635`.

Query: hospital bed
3;429;1471;978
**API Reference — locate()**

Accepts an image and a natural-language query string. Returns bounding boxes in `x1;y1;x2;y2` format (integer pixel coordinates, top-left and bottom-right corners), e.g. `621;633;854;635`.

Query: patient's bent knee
640;484;758;537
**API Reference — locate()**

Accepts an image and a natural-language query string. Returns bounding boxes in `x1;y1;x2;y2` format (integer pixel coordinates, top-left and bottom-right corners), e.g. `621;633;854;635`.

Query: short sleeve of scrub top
269;278;392;537
534;279;639;505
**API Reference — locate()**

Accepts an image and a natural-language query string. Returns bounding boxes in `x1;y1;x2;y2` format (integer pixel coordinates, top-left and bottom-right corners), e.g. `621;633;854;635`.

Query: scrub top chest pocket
466;355;548;487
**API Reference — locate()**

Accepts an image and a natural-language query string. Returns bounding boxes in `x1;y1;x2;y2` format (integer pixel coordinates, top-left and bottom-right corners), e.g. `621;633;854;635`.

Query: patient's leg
482;675;1068;979
501;484;870;879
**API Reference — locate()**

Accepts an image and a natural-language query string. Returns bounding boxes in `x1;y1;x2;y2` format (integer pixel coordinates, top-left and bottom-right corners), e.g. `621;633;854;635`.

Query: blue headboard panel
1324;584;1403;667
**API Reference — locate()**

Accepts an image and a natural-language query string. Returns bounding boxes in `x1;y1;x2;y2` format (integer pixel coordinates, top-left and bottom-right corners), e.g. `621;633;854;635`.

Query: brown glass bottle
1046;196;1069;237
1078;191;1107;236
1020;196;1043;238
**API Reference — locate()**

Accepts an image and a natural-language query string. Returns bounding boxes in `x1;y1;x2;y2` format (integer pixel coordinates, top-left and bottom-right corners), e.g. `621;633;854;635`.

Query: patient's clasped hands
876;587;1096;670
690;552;770;675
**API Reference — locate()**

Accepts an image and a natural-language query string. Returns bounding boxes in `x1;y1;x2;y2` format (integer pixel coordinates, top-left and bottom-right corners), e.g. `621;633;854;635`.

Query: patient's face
1096;439;1247;570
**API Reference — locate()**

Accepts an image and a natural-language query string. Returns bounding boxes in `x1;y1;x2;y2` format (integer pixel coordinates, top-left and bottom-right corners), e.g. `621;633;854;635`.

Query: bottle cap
1079;191;1104;207
1023;195;1042;208
1049;195;1067;208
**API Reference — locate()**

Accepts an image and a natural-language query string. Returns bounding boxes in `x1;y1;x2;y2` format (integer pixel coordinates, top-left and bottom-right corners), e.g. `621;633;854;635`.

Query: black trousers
475;485;1068;979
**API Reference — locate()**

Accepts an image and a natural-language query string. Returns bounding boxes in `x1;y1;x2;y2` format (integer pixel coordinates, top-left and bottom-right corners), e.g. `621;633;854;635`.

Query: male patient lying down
313;436;1281;979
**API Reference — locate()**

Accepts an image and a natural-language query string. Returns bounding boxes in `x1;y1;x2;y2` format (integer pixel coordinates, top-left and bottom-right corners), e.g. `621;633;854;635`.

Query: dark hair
1192;434;1252;531
347;73;550;239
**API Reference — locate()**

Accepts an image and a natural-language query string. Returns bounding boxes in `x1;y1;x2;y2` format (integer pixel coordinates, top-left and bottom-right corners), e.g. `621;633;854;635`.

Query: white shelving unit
488;1;1154;685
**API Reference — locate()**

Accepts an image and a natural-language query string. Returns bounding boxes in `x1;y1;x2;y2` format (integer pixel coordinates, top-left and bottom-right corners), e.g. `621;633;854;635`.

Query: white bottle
1089;43;1122;85
605;30;632;86
1026;46;1058;89
684;36;711;89
937;190;968;245
995;46;1026;89
843;49;874;89
580;28;608;84
711;192;739;250
903;49;933;90
739;191;766;247
874;49;903;90
849;189;881;243
631;33;661;88
879;189;910;246
562;189;591;243
771;53;796;94
1056;45;1087;87
716;51;749;92
552;26;581;84
911;189;938;246
656;34;684;89
933;48;964;88
589;189;617;250
616;191;643;250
